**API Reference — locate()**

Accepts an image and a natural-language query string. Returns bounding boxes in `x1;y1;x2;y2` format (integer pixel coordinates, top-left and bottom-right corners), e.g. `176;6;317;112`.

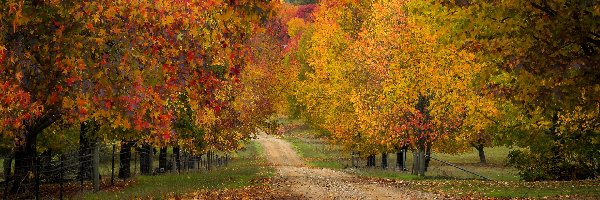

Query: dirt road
256;133;441;200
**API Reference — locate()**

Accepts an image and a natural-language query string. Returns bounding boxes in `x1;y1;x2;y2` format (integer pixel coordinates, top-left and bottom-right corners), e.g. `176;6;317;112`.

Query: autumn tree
443;0;600;180
0;0;107;190
291;0;377;159
274;0;510;177
1;0;276;191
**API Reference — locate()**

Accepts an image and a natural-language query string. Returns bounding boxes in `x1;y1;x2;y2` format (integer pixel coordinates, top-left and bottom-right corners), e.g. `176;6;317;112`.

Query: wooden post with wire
111;145;115;185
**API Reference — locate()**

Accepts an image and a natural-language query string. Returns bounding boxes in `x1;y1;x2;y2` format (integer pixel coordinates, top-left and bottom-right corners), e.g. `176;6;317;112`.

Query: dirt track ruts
256;133;442;200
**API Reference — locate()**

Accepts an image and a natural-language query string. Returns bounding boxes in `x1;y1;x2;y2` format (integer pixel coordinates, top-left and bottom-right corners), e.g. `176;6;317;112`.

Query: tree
1;1;103;191
444;0;600;180
289;0;491;177
1;0;277;191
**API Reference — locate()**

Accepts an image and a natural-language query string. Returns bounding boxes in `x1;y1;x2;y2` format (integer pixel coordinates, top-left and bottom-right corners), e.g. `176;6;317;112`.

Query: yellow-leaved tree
288;0;498;175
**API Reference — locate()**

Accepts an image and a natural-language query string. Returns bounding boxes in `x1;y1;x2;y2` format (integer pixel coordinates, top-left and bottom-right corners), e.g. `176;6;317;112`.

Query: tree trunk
396;151;402;170
415;95;430;177
396;146;407;170
413;140;427;177
381;152;388;169
118;141;134;179
159;147;167;173
79;122;92;181
207;151;212;170
424;142;432;172
173;146;180;172
11;129;37;193
140;144;153;175
418;146;426;177
140;145;149;175
411;151;418;175
474;144;486;164
367;154;376;167
146;144;155;175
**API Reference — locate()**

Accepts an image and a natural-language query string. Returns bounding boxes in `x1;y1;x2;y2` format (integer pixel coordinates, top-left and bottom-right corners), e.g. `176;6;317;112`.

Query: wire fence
0;143;230;200
329;146;519;181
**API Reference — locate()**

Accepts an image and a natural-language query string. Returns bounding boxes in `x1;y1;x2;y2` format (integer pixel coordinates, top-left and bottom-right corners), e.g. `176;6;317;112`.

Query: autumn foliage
277;0;599;180
0;0;598;188
1;0;279;192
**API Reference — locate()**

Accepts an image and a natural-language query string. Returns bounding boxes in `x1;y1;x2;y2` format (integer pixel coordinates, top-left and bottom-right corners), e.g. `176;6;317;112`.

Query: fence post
35;152;40;200
133;150;137;176
171;157;176;173
111;144;115;185
3;178;6;200
177;153;181;174
208;151;212;171
80;151;84;191
3;156;8;200
60;155;64;200
205;153;209;171
351;152;356;168
186;155;189;171
183;155;187;172
92;142;100;192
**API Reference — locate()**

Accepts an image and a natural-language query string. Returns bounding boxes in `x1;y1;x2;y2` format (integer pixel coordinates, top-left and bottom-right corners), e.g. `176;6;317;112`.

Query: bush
507;150;596;181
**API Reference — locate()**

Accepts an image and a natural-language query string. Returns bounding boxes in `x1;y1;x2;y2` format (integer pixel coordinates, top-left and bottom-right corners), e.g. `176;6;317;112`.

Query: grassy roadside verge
408;179;600;199
283;134;346;169
77;141;273;199
281;123;600;199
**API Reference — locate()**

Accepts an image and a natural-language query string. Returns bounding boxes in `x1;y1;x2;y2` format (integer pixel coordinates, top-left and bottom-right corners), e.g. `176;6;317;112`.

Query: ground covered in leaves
172;179;304;200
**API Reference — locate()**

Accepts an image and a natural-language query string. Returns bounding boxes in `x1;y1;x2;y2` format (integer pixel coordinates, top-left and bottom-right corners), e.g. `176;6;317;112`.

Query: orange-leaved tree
1;0;276;190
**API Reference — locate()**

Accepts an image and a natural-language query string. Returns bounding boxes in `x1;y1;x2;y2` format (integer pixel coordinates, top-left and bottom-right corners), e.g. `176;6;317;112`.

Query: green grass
281;125;518;180
76;141;273;199
423;147;521;181
351;168;421;180
280;123;600;199
410;179;600;198
282;128;346;169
